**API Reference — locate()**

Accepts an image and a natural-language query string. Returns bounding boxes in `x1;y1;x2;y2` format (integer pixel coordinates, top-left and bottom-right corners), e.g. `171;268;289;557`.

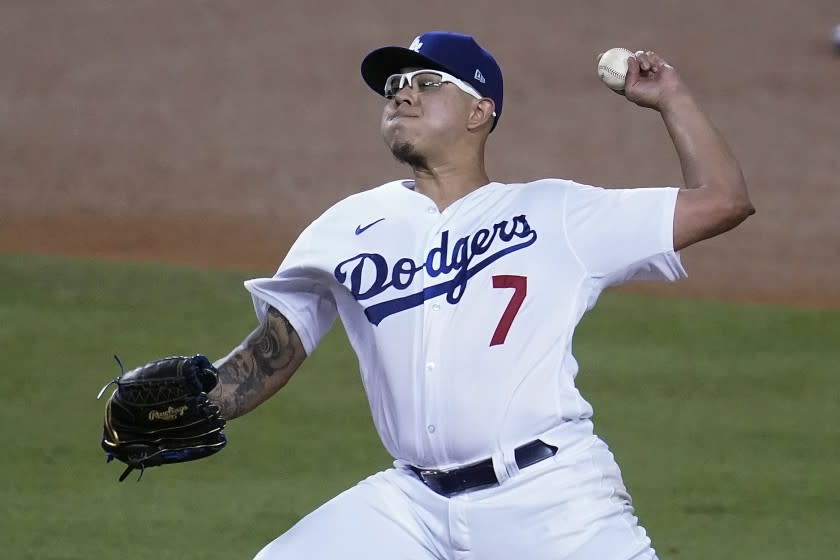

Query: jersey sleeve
563;183;687;286
243;224;338;356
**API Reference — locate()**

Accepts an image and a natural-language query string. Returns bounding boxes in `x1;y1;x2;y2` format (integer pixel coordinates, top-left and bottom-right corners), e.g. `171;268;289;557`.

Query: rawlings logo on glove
97;355;228;481
148;405;190;421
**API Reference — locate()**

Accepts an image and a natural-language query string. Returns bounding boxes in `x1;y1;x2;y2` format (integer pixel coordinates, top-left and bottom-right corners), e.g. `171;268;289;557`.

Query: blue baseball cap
361;31;504;131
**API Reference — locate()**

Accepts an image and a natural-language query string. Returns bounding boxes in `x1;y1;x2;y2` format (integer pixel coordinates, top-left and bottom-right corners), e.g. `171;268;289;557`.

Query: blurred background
1;2;839;559
1;0;838;306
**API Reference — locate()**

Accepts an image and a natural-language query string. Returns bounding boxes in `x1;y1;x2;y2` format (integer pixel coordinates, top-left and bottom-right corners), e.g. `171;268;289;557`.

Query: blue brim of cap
360;46;455;97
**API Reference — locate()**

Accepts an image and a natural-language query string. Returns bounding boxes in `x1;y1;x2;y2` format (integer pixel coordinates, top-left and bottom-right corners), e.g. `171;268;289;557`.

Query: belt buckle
418;468;443;482
416;468;457;496
415;463;497;497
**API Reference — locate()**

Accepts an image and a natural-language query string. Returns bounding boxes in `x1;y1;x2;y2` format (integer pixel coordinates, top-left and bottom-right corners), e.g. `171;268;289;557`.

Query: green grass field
1;253;837;559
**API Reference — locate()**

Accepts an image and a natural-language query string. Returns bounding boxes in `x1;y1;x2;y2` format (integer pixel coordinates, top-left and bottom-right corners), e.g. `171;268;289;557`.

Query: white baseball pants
253;436;658;560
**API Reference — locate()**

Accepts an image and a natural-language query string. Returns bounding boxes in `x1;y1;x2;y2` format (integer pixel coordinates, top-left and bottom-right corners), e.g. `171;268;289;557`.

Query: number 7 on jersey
490;275;527;346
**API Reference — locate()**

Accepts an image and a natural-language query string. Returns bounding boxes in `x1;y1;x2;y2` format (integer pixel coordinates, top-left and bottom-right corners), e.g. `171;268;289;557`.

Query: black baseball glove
98;355;227;481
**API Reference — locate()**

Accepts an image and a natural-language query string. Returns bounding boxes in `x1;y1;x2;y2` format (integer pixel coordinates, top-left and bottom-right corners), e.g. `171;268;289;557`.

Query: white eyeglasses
384;69;496;116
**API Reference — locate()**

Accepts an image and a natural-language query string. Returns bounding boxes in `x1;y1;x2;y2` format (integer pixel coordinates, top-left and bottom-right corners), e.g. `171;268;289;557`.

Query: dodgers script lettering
334;215;537;325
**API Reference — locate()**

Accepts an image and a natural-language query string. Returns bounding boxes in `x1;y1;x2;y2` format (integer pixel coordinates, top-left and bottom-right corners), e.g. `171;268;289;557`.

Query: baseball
597;47;635;91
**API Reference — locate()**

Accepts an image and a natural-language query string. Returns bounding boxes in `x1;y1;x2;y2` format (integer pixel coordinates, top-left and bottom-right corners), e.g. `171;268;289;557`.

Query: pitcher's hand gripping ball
596;47;635;91
97;355;227;481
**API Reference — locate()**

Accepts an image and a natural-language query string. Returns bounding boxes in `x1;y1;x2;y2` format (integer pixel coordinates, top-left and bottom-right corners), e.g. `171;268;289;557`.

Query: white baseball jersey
245;179;685;470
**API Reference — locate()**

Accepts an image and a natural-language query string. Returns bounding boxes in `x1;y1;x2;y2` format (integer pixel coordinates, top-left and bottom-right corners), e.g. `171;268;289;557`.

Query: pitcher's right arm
209;306;306;420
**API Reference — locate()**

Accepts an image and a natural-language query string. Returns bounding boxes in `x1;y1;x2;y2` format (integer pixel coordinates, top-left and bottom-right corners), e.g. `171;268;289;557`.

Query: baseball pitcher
100;31;753;559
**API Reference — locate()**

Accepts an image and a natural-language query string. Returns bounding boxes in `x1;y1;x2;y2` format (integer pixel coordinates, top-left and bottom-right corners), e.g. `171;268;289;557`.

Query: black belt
408;439;558;497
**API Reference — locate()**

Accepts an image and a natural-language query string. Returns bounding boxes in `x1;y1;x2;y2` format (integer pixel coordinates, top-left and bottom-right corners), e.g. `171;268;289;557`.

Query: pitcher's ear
467;98;495;131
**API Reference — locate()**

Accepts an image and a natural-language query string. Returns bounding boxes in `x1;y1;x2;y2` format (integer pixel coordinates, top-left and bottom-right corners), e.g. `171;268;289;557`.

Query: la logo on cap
409;36;423;52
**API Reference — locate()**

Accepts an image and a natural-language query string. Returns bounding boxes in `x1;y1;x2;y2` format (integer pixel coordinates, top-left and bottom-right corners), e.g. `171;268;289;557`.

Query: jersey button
426;206;436;214
425;362;435;372
431;303;440;311
427;425;436;433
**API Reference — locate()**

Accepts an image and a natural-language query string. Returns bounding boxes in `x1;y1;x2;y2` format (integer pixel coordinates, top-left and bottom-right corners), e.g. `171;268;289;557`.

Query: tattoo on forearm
212;307;304;419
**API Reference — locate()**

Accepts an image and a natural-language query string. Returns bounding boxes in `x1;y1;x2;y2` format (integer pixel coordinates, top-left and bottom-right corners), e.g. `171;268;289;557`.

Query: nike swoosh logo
355;218;385;235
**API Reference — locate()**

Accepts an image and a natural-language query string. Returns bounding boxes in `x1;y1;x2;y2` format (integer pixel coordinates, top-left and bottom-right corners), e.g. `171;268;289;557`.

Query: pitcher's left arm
624;51;755;251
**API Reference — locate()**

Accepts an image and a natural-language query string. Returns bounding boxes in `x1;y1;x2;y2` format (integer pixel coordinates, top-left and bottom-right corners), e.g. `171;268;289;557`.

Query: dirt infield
2;1;839;308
